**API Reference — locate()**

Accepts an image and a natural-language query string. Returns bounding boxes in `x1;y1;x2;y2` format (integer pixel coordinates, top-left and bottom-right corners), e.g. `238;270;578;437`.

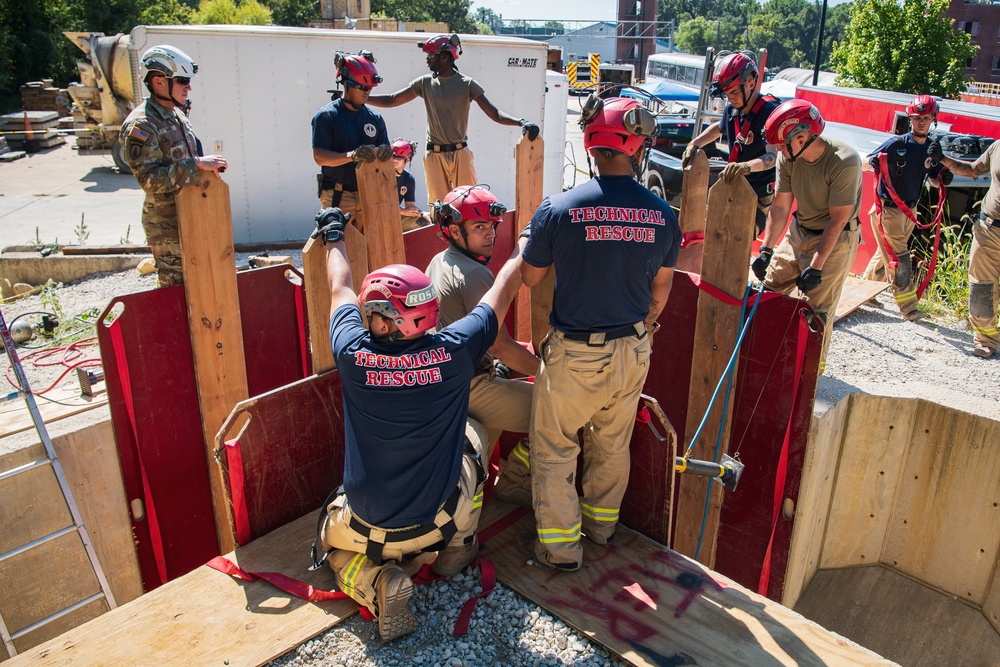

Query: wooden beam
356;158;404;270
176;172;248;555
302;224;368;375
675;150;709;275
672;177;756;567
514;134;544;344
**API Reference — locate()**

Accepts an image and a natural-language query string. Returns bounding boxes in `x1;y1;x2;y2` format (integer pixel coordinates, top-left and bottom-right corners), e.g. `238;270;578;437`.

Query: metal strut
638;394;745;492
0;310;117;657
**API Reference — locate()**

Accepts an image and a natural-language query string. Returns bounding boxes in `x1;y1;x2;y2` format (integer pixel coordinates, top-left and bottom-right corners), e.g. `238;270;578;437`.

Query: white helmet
141;45;199;81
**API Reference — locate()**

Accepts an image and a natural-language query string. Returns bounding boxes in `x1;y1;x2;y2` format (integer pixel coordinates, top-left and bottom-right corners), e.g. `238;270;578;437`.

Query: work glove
751;246;773;282
493;360;511;379
939;169;953;186
720;161;751;184
311;207;351;244
520;119;540;141
927;139;944;162
348;145;377;163
796;267;823;294
681;142;699;169
375;144;393;162
868;154;880;173
518;223;532;240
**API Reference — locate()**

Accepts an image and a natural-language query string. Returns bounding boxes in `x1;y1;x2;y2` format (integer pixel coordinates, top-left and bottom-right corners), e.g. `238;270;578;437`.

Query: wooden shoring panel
216;372;346;543
821;395;916;570
479;504;897;667
0;531;105;637
0;387;106;439
985;564;1000;634
881;400;1000;605
832;277;888;323
0;463;70;555
675;150;708;274
8;598;106;660
4;514;356;667
673;178;756;566
356;159;405;270
302;236;333;374
514;134;544;344
177;172;249;555
781;394;852;609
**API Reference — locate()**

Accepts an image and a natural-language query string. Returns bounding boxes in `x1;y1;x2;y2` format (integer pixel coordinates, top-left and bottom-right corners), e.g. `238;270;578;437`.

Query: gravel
1;259;996;666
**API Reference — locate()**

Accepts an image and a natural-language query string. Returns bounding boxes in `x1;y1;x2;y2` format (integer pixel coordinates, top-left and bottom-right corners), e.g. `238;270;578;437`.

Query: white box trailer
128;25;551;244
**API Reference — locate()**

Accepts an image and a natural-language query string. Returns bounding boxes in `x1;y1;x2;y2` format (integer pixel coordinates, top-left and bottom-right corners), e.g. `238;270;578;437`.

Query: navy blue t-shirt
522;176;681;334
868;134;944;206
311;99;389;188
397;170;416;205
329;303;498;527
718;96;780;198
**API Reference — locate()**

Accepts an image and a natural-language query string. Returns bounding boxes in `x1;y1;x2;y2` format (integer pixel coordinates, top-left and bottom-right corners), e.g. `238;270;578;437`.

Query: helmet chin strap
445;222;490;265
786;133;817;164
150;78;186;108
734;82;754;114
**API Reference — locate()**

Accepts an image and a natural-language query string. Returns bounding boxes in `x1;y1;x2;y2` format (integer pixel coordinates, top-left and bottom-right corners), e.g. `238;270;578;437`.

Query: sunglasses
174;77;191;85
345;80;372;93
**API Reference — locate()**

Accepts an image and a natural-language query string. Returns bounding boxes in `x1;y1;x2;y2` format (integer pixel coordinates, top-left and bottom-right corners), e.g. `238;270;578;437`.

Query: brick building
950;0;1000;85
616;0;658;76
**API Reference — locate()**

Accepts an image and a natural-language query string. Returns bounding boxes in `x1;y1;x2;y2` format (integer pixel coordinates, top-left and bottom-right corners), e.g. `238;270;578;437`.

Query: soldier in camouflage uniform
120;45;228;286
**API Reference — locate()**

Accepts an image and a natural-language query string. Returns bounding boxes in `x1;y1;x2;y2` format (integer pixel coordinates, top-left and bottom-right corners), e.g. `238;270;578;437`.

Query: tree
748;0;819;69
264;0;317;26
675;16;743;54
195;0;273;25
370;0;473;32
830;0;976;98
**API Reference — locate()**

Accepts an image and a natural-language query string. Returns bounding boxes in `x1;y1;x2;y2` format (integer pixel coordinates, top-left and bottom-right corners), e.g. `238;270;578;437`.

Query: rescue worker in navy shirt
391;138;431;231
311;208;526;640
862;95;950;321
682;52;780;234
518;96;681;571
311;51;391;235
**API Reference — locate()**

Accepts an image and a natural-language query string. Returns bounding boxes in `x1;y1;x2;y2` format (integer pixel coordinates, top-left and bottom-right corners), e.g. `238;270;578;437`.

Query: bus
643;52;707;95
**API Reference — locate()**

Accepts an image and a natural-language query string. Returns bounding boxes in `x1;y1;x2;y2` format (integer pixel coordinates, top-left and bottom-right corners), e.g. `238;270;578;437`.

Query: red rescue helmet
418;34;462;60
432;185;507;231
336;51;382;89
765;99;825;146
391;138;417;160
580;95;658;157
709;53;758;98
907;94;938;117
359;265;439;339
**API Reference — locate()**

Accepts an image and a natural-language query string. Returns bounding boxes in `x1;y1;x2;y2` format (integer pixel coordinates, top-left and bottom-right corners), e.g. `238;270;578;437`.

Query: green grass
918;222;971;321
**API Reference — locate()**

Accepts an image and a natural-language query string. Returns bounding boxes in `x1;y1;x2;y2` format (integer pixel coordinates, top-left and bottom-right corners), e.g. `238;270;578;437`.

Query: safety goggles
344;80;373;93
174;77;191;85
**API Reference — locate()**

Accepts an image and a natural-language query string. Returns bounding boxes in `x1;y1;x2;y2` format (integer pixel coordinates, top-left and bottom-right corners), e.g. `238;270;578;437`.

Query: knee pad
970;282;995;319
893;251;911;289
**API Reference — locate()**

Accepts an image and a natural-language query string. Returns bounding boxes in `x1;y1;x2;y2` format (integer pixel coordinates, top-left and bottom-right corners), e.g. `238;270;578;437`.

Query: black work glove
493;360;511;379
796;267;823;294
520;119;540;141
939;169;953;186
868;154;880;173
375;144;393;162
752;247;773;282
311;207;351;244
348;145;377;163
927;139;944;162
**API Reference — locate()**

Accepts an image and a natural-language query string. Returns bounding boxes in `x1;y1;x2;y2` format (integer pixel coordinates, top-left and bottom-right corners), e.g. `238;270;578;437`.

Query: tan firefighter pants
423;148;477;206
529;327;651;568
320;189;365;235
320;419;487;615
969;215;1000;352
764;219;860;374
862;204;919;317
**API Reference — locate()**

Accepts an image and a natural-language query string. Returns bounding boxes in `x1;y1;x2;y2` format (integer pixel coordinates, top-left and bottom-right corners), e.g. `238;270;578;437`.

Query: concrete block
0;252;149;298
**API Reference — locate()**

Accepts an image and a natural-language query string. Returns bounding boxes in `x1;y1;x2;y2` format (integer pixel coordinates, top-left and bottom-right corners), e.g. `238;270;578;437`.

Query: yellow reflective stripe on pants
579;502;619;523
537;522;582;544
511;440;531;469
341;553;366;596
472;490;483;510
973;324;999;337
894;289;917;303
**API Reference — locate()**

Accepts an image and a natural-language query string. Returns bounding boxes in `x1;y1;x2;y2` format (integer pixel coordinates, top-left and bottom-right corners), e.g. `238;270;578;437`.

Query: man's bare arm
313;147;354;168
481;239;527;323
761;190;794;249
326;240;357;317
474;94;523;127
940;155;989;179
647;267;674;326
367;87;418;108
489;328;540;376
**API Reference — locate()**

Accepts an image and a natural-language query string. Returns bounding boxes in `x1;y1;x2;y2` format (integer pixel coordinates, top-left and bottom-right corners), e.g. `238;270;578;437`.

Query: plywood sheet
515;134;544;345
356;159;405;269
795;566;999;667
0;387;107;439
882;401;1000;604
0;462;71;555
985;565;1000;634
782;394;851;608
479;505;897;667
821;395;916;569
832;277;888;323
302;236;334;374
676;150;708;275
4;514;355;667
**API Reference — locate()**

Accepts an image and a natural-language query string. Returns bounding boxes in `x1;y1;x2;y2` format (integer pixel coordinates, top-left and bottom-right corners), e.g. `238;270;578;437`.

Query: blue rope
693;283;764;561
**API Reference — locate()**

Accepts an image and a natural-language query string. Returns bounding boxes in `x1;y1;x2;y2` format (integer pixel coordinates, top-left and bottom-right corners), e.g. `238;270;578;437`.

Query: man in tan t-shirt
367;34;539;204
424;185;539;507
935;139;1000;358
751;100;862;373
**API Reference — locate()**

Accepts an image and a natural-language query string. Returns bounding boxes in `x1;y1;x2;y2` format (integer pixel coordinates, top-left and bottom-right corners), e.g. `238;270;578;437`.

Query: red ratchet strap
874;155;948;299
680;231;705;249
224;438;252;546
293;284;311;377
727;94;774;163
756;310;809;596
686;273;783;308
109;319;168;587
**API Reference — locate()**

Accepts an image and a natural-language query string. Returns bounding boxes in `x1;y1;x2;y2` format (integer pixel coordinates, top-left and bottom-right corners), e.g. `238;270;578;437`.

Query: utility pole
813;0;828;86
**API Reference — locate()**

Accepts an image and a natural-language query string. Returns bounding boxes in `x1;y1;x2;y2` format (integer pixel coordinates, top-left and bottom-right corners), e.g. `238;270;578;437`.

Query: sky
470;0;850;23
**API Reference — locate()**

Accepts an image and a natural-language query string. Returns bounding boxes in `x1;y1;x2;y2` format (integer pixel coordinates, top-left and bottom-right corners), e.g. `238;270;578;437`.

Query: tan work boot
492;473;532;507
374;565;416;641
515;530;581;572
973;343;995;359
902;309;924;322
432;536;479;577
